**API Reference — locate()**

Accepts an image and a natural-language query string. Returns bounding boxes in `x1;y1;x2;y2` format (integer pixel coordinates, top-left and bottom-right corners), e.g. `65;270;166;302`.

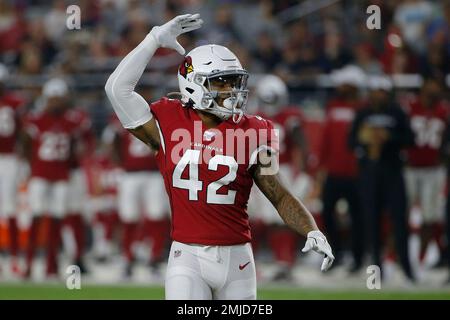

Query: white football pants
165;241;256;300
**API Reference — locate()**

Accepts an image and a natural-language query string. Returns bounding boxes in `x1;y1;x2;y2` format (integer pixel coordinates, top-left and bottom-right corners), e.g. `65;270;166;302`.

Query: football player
105;14;333;299
22;78;79;279
64;105;95;273
103;114;170;277
403;78;448;268
84;140;121;262
0;63;26;276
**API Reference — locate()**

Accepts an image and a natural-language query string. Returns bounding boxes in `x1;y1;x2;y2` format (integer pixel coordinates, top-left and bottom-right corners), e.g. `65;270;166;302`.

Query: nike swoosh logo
239;261;251;270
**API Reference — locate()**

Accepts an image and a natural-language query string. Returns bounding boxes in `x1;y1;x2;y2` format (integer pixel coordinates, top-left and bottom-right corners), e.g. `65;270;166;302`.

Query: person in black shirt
349;76;415;282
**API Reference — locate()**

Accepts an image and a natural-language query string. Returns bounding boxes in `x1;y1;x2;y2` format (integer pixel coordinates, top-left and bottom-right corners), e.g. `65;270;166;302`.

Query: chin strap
224;95;245;123
232;110;243;123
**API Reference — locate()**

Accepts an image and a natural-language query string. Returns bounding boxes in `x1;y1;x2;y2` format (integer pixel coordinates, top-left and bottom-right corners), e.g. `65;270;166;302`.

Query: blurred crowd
0;0;450;285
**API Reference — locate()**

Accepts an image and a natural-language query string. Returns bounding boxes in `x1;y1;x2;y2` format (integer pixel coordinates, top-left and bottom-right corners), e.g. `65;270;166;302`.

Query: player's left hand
302;230;335;272
150;13;203;55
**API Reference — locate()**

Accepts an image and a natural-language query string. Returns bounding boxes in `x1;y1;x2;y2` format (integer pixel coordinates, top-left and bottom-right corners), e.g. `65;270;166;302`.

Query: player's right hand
150;13;203;55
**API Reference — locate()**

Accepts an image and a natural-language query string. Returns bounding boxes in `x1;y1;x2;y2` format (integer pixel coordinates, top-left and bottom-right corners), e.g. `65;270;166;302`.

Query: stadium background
0;0;450;299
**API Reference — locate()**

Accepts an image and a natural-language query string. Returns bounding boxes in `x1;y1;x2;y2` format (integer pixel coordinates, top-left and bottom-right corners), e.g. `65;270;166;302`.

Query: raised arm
104;14;203;149
251;153;334;272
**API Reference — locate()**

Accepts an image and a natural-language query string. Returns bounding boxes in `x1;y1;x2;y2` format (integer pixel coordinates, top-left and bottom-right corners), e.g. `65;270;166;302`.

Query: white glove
105;13;202;129
302;230;335;272
150;13;203;55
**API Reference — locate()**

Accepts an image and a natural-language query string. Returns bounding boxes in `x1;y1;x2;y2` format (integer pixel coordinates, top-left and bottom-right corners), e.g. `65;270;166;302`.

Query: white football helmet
256;74;288;110
178;44;249;123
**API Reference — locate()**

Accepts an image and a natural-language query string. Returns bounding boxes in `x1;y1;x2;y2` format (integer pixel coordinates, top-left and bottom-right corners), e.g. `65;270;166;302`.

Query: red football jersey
107;117;158;172
24;111;79;181
83;154;121;196
150;98;277;245
0;93;25;154
405;98;449;167
319;99;359;177
65;108;95;168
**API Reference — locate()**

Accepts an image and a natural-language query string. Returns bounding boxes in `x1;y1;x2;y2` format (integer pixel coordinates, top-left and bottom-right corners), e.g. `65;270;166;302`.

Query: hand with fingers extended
150;13;203;55
302;230;335;272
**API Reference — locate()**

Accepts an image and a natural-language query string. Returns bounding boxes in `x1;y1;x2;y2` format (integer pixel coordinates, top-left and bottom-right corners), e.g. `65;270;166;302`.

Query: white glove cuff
307;230;326;241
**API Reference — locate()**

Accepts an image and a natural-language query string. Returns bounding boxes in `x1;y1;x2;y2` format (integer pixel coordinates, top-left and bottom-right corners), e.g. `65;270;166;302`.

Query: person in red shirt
403;78;449;267
105;14;333;300
318;65;365;272
0;63;26;276
83;143;122;262
22;78;79;279
249;74;312;281
104;113;170;278
63;107;95;273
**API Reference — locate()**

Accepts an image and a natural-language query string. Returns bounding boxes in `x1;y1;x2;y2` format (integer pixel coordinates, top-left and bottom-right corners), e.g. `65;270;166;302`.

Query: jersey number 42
172;149;238;205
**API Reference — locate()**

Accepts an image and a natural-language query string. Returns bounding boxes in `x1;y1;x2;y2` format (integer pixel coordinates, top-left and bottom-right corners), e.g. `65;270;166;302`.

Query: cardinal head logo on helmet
179;56;193;79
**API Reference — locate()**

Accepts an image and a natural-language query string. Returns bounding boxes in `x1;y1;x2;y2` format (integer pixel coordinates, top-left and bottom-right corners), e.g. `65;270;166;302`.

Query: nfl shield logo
174;250;182;258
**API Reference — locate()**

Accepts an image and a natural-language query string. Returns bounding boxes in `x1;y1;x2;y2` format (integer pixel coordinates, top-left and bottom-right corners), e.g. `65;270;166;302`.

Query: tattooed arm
128;118;161;151
251;161;317;237
251;152;335;271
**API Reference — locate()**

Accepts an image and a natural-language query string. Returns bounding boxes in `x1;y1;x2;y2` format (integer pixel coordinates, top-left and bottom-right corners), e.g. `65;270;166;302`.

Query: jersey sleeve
248;117;279;168
266;119;279;155
149;97;181;122
149;97;183;155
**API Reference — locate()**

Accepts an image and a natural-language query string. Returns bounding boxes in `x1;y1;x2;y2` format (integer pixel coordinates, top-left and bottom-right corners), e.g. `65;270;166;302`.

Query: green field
0;284;449;300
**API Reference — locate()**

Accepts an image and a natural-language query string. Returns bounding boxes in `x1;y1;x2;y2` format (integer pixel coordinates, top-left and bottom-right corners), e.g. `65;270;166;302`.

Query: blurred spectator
380;25;418;74
261;0;298;16
353;43;383;75
276;21;325;84
202;3;241;46
318;65;366;272
349;75;415;282
253;31;282;73
320;20;353;72
82;30;111;71
26;18;57;66
17;41;43;75
113;10;150;56
0;2;26;58
44;0;67;44
78;0;101;28
426;1;450;54
394;0;436;54
419;43;450;80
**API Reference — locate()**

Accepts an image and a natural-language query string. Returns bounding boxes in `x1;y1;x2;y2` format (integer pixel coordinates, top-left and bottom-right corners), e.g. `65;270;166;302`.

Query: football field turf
0;283;449;300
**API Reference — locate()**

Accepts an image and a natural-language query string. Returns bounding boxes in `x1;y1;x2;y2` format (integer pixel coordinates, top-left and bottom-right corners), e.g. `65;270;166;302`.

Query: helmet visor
205;70;248;110
207;72;248;92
